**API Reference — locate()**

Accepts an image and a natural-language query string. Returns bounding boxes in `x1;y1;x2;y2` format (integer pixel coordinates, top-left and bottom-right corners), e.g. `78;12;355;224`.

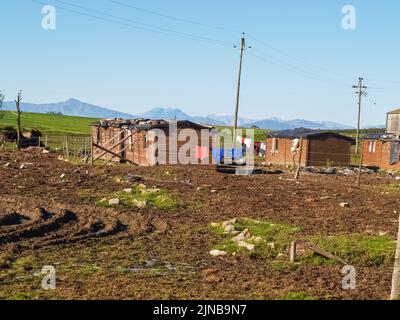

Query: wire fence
0;135;92;160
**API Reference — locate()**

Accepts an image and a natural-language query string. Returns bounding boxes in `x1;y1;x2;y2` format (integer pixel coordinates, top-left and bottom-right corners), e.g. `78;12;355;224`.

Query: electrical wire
32;0;235;47
107;0;240;34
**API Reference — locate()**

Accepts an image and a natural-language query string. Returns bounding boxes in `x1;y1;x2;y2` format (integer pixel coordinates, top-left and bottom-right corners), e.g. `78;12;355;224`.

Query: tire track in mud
0;196;168;248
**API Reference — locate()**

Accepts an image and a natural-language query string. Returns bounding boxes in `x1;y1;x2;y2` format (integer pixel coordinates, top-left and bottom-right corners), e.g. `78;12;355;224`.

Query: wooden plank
290;240;348;265
92;131;135;162
92;143;135;164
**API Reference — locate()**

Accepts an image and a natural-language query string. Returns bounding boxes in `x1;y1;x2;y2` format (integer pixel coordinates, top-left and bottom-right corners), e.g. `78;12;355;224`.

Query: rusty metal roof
91;118;213;131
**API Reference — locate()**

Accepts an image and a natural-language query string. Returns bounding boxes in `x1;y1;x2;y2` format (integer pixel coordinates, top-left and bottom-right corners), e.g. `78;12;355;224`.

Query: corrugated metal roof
265;129;356;143
91;118;213;131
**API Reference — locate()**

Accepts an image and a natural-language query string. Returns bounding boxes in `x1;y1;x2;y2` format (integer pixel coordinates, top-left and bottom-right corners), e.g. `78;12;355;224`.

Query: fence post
294;137;304;181
65;136;70;158
90;136;94;165
391;213;400;300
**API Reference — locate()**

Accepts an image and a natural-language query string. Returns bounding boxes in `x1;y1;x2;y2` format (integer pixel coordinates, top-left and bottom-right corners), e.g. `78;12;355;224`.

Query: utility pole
233;33;248;142
352;77;367;154
15;90;22;150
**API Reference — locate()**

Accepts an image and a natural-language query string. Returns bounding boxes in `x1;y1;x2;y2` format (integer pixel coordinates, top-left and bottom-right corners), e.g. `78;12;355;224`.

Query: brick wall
265;138;309;166
363;139;400;170
307;136;352;167
92;125;215;166
266;136;352;167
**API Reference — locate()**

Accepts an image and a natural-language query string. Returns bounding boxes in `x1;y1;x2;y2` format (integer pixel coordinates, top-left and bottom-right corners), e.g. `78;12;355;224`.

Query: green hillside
0;110;98;135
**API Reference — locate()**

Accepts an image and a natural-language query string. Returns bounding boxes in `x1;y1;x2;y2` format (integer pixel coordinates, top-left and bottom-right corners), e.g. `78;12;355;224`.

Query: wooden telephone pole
15;90;22;150
352;77;367;154
233;34;246;138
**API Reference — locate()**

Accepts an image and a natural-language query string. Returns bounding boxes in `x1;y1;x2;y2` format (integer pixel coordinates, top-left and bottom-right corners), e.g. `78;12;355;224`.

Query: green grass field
0;110;98;136
0;110;384;142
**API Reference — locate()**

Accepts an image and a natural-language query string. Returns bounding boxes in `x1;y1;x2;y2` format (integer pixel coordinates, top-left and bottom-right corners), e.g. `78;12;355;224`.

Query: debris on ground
339;202;350;208
109;198;120;206
209;250;227;257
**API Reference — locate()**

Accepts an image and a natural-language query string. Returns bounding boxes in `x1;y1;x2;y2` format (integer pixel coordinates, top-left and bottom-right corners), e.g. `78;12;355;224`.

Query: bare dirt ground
0;149;399;300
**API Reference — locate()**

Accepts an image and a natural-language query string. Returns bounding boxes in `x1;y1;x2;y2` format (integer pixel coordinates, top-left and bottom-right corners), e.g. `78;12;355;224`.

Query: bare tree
15;90;22;149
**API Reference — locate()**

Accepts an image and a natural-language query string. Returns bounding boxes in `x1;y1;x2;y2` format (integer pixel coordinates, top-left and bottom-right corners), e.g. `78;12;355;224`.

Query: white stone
133;199;147;209
232;229;251;243
267;242;276;250
137;184;147;190
109;198;120;206
238;241;255;251
123;188;133;193
42;149;50;154
210;222;220;228
224;224;236;234
209;250;227;257
60;173;66;179
339;202;350;208
222;219;237;229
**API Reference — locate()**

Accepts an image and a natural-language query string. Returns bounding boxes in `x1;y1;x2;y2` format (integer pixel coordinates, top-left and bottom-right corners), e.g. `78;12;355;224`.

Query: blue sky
1;0;400;126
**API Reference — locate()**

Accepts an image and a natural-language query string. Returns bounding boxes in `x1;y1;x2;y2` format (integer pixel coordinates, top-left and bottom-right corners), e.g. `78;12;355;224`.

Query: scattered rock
125;174;142;182
238;241;255;251
267;242;276;250
320;196;330;200
232;229;251;243
276;253;286;260
60;173;66;179
209;250;227;257
123;188;133;193
42;149;50;154
3;163;10;168
224;224;236;234
210;222;220;228
210;189;217;194
133;199;147;209
222;219;237;228
137;184;147;190
109;198;120;206
339;169;355;176
339;202;350;208
19;164;25;170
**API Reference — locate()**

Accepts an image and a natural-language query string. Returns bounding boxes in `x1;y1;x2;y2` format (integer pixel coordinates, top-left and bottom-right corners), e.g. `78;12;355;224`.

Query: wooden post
294;137;304;181
357;141;364;187
90;136;94;165
45;135;48;148
290;241;297;263
65;136;70;158
391;213;400;300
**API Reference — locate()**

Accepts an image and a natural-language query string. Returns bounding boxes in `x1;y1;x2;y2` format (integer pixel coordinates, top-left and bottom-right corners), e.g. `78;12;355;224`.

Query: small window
271;138;279;153
368;141;376;153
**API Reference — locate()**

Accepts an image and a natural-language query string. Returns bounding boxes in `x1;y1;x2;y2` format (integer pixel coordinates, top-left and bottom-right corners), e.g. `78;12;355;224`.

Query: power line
32;0;234;47
248;50;351;88
107;0;240;34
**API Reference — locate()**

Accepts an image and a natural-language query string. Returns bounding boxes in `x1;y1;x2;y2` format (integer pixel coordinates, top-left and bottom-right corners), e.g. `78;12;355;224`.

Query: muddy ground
0;149;399;300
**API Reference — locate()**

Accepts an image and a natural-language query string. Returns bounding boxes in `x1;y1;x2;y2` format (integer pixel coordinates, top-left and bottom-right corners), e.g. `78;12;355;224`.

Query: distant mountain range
2;98;134;119
1;98;363;130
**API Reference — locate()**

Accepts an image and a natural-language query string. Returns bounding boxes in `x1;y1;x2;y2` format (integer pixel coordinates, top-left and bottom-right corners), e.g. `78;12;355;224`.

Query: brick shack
362;134;400;170
91;119;215;166
265;130;355;167
362;109;400;170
